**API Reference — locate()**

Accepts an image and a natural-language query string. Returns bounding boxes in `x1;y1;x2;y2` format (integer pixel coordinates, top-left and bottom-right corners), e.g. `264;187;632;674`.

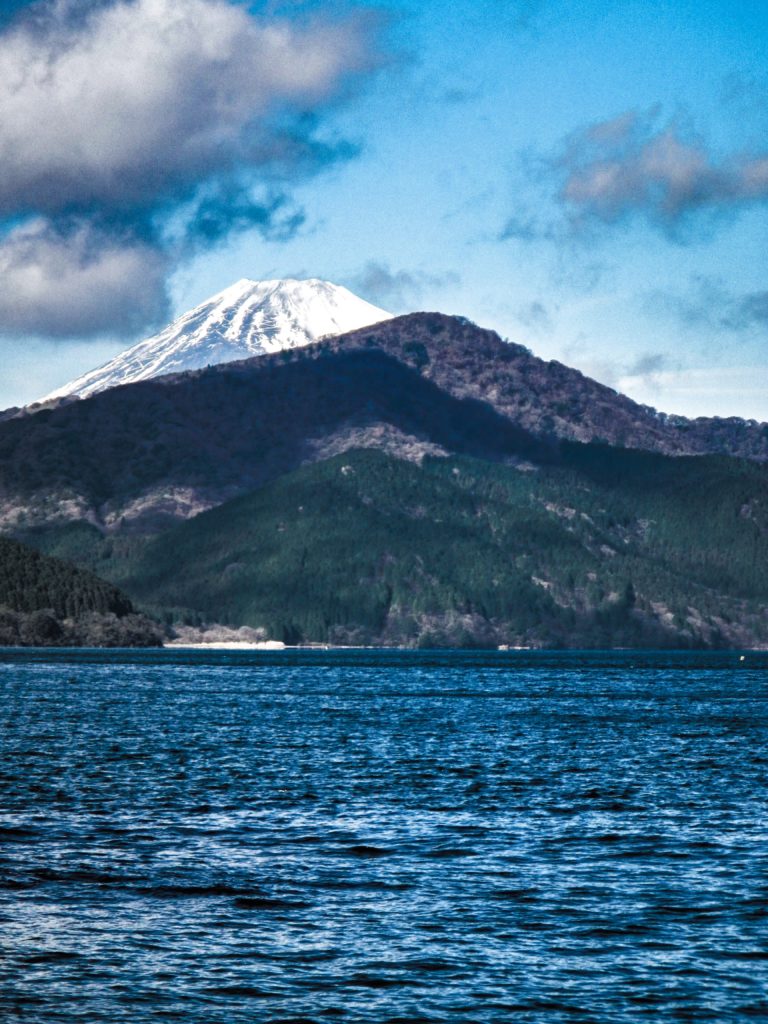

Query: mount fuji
41;278;393;402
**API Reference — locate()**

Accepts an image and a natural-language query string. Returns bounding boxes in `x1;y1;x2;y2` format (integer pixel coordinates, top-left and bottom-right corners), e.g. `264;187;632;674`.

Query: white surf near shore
165;640;287;650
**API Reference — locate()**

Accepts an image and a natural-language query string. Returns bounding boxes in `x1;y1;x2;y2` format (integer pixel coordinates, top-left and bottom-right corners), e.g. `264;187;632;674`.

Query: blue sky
1;0;767;418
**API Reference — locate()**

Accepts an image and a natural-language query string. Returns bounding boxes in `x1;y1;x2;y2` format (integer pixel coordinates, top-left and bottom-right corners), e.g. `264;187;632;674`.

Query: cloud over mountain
646;276;768;334
351;261;460;311
0;0;383;338
557;109;768;234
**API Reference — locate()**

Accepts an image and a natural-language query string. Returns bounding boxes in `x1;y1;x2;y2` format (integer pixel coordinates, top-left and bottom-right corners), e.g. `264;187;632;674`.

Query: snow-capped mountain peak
41;278;393;402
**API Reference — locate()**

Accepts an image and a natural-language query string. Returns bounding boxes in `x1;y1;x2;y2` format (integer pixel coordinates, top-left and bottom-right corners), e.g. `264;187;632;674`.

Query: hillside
20;447;768;649
0;536;161;646
326;314;768;460
2;310;767;649
2;313;766;535
15;303;766;468
0;347;553;531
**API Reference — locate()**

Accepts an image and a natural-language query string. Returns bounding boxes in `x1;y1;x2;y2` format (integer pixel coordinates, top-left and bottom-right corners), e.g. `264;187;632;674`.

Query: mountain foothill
1;281;766;648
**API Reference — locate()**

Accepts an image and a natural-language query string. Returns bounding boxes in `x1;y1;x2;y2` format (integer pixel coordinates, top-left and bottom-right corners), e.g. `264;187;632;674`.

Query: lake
1;649;767;1022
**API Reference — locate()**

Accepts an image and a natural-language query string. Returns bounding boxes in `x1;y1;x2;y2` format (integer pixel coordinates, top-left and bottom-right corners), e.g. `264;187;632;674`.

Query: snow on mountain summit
42;279;393;402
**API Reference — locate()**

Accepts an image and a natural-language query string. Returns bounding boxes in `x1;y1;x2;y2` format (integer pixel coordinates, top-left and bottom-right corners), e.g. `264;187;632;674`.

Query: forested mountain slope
20;447;768;649
1;313;766;534
0;536;161;646
3;312;766;649
326;314;768;460
0;347;553;531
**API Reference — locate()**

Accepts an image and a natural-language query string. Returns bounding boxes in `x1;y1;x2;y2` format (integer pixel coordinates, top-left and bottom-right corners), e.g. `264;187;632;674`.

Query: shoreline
160;641;766;653
163;640;538;651
165;640;289;650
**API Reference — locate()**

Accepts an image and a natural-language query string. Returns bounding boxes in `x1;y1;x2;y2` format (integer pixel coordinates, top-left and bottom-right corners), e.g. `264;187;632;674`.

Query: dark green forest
0;536;161;646
18;445;768;648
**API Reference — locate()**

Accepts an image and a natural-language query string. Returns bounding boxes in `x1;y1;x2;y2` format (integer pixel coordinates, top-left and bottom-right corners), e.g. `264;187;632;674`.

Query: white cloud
0;0;382;338
0;220;169;337
0;0;378;216
558;109;768;233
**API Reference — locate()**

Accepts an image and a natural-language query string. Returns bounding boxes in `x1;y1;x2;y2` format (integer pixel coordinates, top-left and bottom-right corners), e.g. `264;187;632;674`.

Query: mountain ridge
7;280;761;456
150;310;768;461
0;345;555;531
3;309;766;649
323;313;768;460
1;313;767;535
12;307;764;463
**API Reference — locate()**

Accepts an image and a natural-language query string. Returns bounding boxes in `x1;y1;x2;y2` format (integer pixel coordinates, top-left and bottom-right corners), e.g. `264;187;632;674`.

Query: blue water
1;649;767;1023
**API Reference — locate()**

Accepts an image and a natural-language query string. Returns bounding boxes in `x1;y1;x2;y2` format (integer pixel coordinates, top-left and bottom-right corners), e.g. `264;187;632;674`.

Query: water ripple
0;648;767;1022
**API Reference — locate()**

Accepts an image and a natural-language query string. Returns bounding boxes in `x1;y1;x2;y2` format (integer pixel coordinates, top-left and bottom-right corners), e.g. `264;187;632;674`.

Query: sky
1;0;767;419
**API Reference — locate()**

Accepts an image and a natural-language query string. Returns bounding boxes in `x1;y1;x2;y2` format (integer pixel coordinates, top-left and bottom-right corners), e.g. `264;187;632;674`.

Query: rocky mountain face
38;278;392;402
